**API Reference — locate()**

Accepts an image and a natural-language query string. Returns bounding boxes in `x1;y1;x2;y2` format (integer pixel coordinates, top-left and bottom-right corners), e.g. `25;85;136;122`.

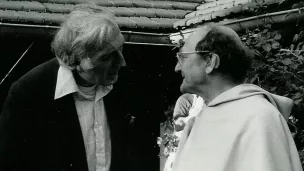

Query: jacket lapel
53;94;89;170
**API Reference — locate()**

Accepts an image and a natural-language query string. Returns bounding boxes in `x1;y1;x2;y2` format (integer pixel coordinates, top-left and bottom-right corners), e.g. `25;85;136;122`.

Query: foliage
158;104;179;158
242;24;304;106
241;23;304;166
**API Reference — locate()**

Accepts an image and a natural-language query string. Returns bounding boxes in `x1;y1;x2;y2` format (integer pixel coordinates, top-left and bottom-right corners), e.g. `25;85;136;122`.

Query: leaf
254;50;262;57
270;87;277;91
267;58;275;62
266;32;272;39
284;66;288;70
272;42;280;49
293;92;302;99
298;31;304;42
252;33;259;38
274;34;282;40
293;34;299;43
281;58;292;65
262;29;268;34
249;74;258;83
262;44;272;52
290;63;299;69
294;99;302;105
255;42;262;48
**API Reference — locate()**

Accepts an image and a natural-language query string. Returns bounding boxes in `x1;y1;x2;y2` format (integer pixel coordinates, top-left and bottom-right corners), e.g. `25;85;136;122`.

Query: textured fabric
173;84;302;171
55;65;112;171
185;95;204;123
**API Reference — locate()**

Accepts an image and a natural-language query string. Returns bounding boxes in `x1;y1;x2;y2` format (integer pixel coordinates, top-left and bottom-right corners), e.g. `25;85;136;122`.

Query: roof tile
0;1;23;11
169;1;198;10
111;0;134;7
173;18;187;28
21;1;46;12
0;1;46;12
149;1;173;9
46;0;75;4
0;0;200;30
187;14;211;25
117;17;137;28
147;0;203;3
95;0;114;7
40;12;66;24
186;2;234;18
151;18;175;28
154;8;188;18
130;17;159;29
0;10;20;21
107;7;136;17
131;1;153;8
43;3;75;13
130;7;156;18
18;11;45;23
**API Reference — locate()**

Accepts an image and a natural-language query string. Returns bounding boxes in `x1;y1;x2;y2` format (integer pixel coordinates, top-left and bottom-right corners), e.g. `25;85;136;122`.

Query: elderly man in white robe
172;25;302;171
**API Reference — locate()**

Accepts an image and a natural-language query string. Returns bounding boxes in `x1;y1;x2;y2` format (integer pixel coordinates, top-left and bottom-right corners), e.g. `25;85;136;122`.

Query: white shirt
55;65;112;171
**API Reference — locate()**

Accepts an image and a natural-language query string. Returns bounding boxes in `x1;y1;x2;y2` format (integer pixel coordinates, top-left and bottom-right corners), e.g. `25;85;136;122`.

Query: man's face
79;46;126;86
175;28;209;94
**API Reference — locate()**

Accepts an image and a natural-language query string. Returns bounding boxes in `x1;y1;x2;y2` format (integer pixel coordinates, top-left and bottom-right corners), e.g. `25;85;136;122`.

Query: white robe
172;84;302;171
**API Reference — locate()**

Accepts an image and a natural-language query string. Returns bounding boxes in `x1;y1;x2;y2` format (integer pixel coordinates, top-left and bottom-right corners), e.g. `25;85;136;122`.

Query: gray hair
52;3;122;70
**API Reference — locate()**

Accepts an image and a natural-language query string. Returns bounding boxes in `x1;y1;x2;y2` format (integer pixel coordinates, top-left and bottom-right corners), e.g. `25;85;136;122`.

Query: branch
285;70;304;84
280;49;304;58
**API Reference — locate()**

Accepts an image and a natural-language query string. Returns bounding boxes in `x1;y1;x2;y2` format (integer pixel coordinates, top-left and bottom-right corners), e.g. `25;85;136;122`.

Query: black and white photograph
0;0;303;171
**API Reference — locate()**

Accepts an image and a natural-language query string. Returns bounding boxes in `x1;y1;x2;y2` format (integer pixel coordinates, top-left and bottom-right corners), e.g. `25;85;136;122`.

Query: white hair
51;3;123;70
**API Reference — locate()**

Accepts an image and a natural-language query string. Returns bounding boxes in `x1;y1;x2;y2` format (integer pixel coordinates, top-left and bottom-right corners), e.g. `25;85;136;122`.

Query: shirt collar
54;65;113;101
95;85;113;103
55;66;79;100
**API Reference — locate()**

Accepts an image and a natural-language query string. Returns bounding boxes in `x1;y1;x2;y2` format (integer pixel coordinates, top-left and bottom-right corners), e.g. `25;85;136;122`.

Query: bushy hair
51;3;120;69
195;25;253;83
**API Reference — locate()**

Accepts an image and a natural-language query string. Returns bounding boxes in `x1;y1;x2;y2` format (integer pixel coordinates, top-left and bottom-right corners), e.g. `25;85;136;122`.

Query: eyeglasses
176;51;210;64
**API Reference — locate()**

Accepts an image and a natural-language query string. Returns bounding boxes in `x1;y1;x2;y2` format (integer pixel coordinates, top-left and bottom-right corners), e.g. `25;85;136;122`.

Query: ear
205;53;220;74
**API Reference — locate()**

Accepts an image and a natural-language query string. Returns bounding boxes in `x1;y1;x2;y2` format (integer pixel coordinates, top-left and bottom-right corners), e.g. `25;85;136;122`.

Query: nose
174;62;181;73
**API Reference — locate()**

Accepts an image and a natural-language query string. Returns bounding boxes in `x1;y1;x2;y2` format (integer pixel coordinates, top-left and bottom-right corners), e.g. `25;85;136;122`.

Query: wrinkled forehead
182;26;210;52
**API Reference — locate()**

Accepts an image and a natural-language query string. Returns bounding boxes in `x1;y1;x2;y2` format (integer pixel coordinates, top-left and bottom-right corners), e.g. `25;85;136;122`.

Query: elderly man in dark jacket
0;4;132;171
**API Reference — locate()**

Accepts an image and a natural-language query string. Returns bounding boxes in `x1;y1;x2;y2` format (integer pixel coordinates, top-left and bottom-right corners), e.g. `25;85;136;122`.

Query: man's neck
73;70;95;87
198;77;239;105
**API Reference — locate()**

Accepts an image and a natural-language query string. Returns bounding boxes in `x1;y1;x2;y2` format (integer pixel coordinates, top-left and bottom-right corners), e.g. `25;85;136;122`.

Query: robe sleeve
231;110;302;171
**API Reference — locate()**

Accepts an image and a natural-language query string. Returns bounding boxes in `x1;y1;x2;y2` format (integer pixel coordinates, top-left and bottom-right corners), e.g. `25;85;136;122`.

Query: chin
180;83;188;94
180;81;195;94
104;78;119;86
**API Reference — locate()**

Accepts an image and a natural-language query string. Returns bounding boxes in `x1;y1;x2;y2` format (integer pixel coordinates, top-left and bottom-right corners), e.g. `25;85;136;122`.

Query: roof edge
0;22;173;46
170;7;304;45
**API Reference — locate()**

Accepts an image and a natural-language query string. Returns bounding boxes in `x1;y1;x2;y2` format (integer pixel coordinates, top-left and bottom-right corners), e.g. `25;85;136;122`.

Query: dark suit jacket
0;58;131;171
